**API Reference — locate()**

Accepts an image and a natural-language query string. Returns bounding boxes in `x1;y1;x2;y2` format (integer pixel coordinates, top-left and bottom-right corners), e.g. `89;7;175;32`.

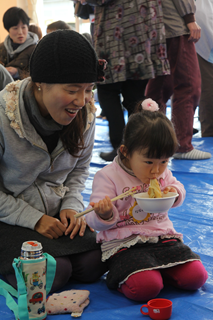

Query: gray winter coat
0;78;96;230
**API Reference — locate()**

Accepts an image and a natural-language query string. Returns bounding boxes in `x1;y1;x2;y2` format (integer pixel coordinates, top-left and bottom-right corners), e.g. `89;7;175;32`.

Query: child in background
29;23;43;40
86;99;208;301
46;20;71;33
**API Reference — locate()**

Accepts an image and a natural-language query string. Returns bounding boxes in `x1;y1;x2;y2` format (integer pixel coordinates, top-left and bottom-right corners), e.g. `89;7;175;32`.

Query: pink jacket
86;160;185;243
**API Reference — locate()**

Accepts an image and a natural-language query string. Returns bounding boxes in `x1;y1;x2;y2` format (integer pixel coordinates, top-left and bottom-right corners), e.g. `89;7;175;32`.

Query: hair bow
141;98;159;112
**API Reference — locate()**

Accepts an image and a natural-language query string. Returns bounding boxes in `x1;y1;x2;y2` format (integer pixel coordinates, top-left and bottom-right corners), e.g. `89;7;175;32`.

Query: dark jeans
146;35;201;153
97;80;148;149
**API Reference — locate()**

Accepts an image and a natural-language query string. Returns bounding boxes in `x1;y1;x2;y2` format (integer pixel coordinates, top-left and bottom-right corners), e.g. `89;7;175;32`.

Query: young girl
86;99;208;301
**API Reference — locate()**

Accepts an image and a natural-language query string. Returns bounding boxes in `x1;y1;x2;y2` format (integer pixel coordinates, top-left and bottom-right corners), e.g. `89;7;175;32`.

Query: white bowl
133;192;178;213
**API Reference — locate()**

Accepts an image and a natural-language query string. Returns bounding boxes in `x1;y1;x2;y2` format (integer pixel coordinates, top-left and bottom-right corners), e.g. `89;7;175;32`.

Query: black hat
30;30;100;84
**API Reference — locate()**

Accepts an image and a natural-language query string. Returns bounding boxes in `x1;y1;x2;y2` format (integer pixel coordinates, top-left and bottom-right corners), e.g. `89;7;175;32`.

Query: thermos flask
12;240;56;320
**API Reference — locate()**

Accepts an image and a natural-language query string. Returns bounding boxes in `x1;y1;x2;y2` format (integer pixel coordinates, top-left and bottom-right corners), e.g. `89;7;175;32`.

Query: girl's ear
120;145;128;158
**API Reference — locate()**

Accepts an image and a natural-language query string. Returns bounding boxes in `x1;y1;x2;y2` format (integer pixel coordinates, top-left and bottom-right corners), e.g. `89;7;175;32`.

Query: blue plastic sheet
1;111;213;319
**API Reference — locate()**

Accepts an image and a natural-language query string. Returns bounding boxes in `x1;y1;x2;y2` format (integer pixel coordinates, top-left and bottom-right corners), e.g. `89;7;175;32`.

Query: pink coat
86;160;185;243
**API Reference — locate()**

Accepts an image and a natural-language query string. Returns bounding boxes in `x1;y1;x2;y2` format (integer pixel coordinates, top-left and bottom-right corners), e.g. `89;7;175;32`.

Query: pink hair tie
141;98;159;112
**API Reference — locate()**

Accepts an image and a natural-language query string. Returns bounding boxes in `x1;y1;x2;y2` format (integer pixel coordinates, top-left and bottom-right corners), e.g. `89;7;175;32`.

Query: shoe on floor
173;149;211;160
193;128;199;135
100;149;117;161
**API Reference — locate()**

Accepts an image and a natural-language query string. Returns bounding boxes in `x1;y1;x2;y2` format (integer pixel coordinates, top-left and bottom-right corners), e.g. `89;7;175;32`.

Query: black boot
193;128;199;135
100;149;117;161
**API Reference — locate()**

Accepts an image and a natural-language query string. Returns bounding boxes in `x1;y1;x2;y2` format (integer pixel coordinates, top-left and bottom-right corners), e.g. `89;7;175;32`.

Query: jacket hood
4;31;38;58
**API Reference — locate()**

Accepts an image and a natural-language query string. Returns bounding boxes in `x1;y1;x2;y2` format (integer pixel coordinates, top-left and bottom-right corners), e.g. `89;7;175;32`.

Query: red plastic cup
140;298;172;320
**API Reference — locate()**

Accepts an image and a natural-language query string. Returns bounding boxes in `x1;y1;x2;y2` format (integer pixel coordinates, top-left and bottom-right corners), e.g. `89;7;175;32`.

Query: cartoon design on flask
30;271;43;290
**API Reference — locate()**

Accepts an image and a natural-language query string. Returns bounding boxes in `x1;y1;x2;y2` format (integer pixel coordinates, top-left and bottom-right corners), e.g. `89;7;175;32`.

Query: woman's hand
60;209;94;239
187;22;201;43
34;215;66;239
90;196;113;220
6;66;18;76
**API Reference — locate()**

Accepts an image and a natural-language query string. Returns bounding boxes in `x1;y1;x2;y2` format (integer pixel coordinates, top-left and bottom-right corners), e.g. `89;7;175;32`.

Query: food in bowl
133;192;179;213
148;178;162;198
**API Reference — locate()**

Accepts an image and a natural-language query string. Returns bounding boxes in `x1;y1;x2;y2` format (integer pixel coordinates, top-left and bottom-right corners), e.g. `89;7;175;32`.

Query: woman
0;29;107;292
0;7;38;80
77;0;170;161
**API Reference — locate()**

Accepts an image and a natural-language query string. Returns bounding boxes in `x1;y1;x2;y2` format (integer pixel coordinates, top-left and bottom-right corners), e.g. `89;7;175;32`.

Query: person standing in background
0;7;38;80
195;0;213;138
76;0;170;161
145;0;211;160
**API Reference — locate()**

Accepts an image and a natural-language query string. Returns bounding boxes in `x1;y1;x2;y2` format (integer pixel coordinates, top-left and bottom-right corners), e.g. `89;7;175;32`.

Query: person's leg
122;79;149;115
5;256;73;293
197;54;213;137
97;82;125;161
167;36;197;153
161;260;208;290
145;75;173;114
70;249;108;283
168;36;211;159
118;269;164;301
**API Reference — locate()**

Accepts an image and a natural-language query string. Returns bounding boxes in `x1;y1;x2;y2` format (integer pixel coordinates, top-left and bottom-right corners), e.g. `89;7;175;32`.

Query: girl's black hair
3;7;30;31
122;105;179;159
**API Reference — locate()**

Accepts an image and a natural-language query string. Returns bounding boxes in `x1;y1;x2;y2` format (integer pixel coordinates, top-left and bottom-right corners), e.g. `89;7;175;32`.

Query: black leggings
97;79;148;149
5;249;108;293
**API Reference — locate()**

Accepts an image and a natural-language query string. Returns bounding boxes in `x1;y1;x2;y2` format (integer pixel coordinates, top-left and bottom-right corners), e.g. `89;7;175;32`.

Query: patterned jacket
87;0;170;84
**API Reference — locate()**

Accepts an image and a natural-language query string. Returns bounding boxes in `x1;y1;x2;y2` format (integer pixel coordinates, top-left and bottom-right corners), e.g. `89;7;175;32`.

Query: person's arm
0;65;13;90
172;0;196;18
163;169;186;208
0;125;67;239
85;168;121;231
172;0;201;42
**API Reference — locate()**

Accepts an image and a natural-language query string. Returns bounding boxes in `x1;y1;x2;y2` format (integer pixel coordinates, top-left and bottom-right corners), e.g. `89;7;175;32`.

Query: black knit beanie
30;30;100;84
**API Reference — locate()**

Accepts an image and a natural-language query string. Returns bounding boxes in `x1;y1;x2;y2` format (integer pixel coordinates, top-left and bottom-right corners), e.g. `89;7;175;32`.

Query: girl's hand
90;196;113;220
163;187;179;202
34;215;66;239
163;186;177;194
60;209;94;239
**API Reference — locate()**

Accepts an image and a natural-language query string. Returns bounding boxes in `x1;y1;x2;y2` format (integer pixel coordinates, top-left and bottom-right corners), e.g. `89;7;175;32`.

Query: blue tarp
1;111;213;319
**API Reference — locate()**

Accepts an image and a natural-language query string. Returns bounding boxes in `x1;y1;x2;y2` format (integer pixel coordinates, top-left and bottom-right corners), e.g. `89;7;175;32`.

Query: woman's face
35;83;94;125
9;21;28;44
